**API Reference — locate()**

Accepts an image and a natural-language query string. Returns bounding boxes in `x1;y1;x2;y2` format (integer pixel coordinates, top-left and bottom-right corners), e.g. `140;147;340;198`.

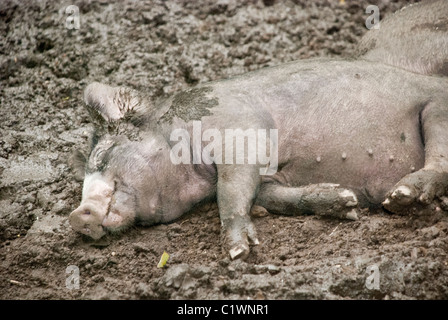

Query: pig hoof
229;244;250;260
338;189;358;207
384;170;448;213
250;205;269;218
383;185;418;212
223;216;258;260
227;232;259;260
299;184;359;219
345;209;359;220
391;186;413;200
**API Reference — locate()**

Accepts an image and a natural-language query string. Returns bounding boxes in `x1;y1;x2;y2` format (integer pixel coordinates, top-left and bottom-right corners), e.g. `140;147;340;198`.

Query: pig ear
83;82;145;123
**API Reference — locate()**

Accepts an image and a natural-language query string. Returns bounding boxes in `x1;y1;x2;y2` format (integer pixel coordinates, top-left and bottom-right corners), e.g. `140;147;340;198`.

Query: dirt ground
1;0;448;300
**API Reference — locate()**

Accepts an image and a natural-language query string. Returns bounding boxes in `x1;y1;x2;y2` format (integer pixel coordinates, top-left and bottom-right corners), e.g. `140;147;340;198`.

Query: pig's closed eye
94;149;107;165
88;139;115;171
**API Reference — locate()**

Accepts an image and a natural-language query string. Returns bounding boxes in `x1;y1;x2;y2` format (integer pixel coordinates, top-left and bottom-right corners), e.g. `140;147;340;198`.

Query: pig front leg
383;99;448;213
255;183;360;220
217;164;260;260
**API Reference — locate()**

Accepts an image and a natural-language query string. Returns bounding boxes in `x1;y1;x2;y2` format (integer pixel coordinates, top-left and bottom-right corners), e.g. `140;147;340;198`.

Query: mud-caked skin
70;1;448;260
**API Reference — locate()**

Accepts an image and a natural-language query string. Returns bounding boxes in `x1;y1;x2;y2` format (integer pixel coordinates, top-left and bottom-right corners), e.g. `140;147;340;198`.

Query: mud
161;86;218;123
2;0;448;300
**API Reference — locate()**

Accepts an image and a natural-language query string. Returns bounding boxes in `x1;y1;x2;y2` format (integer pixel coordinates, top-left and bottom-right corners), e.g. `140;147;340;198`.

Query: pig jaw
69;172;114;240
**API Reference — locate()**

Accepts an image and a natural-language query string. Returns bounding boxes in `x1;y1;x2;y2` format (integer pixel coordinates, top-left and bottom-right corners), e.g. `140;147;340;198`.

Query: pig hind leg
255;183;360;220
383;98;448;214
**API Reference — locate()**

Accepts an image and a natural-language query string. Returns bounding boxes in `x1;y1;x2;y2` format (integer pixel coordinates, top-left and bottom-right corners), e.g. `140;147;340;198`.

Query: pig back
355;0;448;76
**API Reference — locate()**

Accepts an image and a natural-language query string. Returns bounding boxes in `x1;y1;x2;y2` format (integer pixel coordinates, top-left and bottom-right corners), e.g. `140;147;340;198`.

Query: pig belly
272;113;425;206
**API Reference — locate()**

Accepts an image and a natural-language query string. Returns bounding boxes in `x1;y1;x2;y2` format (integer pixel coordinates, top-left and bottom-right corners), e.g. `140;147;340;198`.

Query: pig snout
69;172;114;239
69;203;107;240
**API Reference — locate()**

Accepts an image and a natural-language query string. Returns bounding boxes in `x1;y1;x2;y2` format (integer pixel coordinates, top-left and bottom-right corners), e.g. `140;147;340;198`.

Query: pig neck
151;138;216;222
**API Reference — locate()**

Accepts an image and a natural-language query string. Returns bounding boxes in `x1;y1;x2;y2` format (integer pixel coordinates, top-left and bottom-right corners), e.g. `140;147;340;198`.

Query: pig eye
88;139;115;171
84;210;91;215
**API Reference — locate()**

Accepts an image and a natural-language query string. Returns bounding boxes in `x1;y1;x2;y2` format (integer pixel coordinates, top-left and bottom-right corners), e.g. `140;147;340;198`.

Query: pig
70;0;448;260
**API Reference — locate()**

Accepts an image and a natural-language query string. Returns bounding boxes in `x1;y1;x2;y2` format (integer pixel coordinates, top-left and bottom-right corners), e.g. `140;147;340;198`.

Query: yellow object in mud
157;251;170;268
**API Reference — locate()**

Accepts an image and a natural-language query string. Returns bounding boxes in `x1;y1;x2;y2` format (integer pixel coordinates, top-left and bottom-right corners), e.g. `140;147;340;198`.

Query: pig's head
69;83;164;239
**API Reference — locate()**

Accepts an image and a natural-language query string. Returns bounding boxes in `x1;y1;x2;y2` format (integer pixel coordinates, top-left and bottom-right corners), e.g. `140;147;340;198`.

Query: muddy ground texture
1;0;448;300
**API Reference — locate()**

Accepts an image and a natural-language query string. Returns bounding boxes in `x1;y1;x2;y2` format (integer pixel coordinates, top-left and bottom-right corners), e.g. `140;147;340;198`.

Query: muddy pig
70;1;448;260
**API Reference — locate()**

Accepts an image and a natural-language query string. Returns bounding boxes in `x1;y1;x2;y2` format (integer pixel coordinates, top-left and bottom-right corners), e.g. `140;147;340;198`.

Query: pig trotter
216;165;260;260
384;98;448;213
250;205;269;217
383;170;448;213
255;183;360;220
222;213;259;260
